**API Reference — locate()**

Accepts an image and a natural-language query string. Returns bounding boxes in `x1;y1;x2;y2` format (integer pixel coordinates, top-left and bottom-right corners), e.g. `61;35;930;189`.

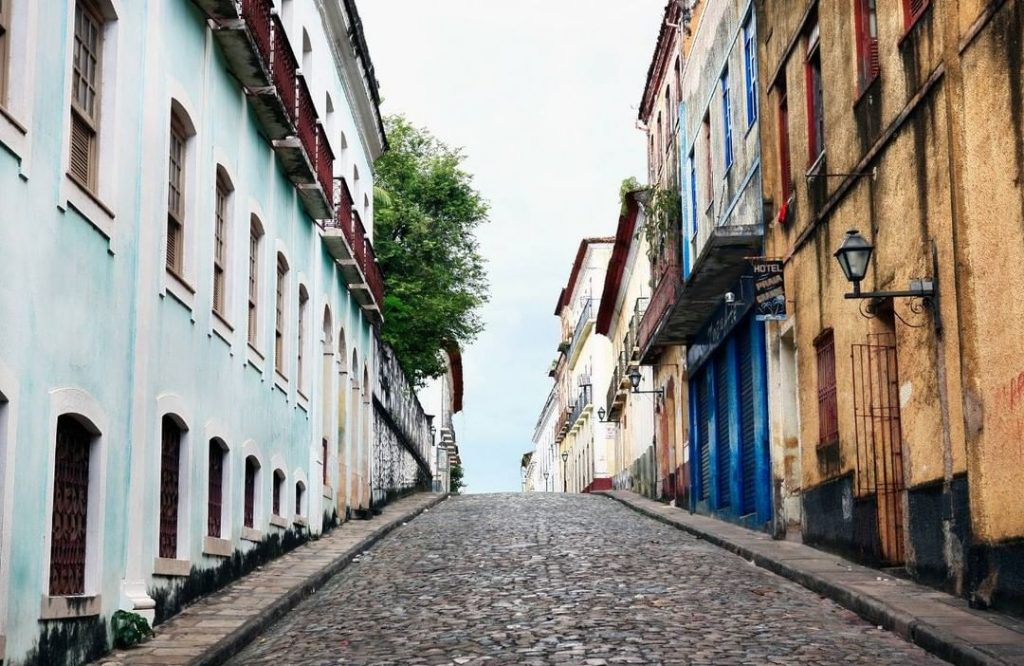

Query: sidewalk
96;492;447;666
600;489;1024;666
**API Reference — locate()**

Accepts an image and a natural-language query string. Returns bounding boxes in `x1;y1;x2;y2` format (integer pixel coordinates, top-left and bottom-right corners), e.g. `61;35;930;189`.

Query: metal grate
852;332;906;565
715;356;731;509
698;374;711;502
207;441;224;538
159;418;181;559
244;457;257;528
739;324;758;515
50;416;90;596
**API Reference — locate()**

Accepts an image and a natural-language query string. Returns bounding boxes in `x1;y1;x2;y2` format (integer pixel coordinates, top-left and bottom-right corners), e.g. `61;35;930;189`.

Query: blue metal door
714;355;732;509
739;322;758;516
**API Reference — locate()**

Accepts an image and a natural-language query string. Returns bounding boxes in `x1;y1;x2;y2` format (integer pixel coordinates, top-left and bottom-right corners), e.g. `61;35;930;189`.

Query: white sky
359;0;666;492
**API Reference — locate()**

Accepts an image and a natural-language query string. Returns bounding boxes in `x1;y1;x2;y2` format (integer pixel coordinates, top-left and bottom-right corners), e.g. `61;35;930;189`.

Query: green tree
449;463;465;494
374;115;489;385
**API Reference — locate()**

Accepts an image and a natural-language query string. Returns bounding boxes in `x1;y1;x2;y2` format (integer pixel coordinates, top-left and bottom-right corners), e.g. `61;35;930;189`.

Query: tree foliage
449;463;465;494
373;116;489;385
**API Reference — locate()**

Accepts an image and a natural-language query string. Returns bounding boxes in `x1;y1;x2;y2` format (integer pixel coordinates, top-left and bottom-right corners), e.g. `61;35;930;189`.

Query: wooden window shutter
166;120;186;274
904;0;929;27
69;112;95;188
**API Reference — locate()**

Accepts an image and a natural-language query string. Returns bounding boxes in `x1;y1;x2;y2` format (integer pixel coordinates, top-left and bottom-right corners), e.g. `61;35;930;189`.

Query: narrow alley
226;494;939;665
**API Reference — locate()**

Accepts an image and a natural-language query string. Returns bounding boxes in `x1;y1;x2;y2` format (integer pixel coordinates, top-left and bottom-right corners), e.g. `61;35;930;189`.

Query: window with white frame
69;1;103;191
275;253;288;376
247;217;263;348
297;286;308;392
213;169;232;317
166;111;191;276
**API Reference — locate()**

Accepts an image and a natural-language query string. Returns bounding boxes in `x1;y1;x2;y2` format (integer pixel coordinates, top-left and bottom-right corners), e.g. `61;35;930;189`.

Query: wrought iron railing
325;180;385;308
624;297;649;361
567;299;595;362
241;0;273;65
270;15;298;126
315;122;334;202
568;384;592;430
296;74;318;168
638;256;679;359
605;351;627;415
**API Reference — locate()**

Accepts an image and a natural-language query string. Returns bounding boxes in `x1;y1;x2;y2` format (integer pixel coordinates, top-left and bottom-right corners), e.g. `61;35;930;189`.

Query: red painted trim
639;1;683;122
584;478;614;493
596;195;640;336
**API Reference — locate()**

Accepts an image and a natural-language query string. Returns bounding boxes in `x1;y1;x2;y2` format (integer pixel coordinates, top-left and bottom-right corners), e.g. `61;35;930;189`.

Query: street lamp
561;451;569;493
629;367;664;397
543;471;549;492
833;230;941;333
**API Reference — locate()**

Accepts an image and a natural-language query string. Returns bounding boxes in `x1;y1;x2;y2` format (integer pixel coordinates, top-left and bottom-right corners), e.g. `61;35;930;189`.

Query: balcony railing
555;408;571;443
568;385;592;431
315;123;335;205
566;299;596;366
638;256;681;362
270;15;298;126
242;0;272;64
624;297;649;362
322;177;385;314
605;351;628;418
296;74;318;169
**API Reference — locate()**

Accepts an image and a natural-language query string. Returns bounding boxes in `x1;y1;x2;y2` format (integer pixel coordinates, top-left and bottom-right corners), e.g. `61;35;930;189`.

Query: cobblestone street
227;494;942;665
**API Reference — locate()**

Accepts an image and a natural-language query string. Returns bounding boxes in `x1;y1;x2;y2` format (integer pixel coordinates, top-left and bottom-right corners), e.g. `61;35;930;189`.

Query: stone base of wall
906;474;970;595
801;473;882;565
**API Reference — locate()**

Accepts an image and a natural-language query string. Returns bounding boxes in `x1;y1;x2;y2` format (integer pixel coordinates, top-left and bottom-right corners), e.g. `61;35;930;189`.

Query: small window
295;481;305;517
778;83;793;202
855;0;879;92
50;416;92;596
275;253;288;376
743;15;758;127
321;438;328;486
702;113;713;206
815;330;839;447
297;286;309;391
805;23;825;163
243;456;259;528
69;1;103;191
213;170;232;317
272;469;284;517
159;417;183;559
247;217;263;348
166;114;188;275
721;69;733;170
902;0;929;30
207;440;226;538
688;151;698;237
0;0;11;102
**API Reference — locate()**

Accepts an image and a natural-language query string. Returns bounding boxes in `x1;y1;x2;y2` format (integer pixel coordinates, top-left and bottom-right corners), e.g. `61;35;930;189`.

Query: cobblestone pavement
228;493;944;665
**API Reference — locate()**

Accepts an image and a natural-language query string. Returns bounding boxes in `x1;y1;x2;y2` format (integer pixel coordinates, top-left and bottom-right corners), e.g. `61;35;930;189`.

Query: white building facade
0;0;388;663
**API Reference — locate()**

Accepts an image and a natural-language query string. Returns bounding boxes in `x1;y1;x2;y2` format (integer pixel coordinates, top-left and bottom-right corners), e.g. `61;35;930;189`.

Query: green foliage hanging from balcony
618;178;681;263
373;116;490;386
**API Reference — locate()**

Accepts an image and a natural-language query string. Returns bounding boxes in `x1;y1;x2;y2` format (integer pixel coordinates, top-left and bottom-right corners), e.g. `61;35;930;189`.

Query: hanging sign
751;258;787;321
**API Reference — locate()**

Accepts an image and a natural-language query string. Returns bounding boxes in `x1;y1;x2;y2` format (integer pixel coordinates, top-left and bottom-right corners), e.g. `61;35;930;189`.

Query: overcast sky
359;0;666;493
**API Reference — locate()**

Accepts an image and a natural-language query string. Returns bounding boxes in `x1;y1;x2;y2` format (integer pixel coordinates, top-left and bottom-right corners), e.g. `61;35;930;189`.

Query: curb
599;491;1005;666
191;493;448;666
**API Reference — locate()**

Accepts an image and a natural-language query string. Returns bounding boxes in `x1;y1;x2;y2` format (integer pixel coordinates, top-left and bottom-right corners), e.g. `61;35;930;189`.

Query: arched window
321;438;328;486
167;102;196;276
295;480;306;517
207;439;227;538
272;469;285;517
244;456;260;528
248;216;264;348
297;285;309;392
50;415;94;596
213;166;234;317
159;416;185;559
275;252;289;376
301;28;312;79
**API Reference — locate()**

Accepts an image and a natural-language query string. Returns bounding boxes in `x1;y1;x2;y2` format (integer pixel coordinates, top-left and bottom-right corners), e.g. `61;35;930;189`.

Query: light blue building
0;0;390;662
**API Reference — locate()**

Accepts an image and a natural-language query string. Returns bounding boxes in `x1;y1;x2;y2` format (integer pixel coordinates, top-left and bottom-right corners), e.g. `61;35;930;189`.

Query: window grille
207;441;224;538
50;416;91;596
159;418;181;559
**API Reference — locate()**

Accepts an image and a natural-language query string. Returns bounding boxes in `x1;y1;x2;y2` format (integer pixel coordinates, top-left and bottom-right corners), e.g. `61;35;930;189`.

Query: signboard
751;258;787;321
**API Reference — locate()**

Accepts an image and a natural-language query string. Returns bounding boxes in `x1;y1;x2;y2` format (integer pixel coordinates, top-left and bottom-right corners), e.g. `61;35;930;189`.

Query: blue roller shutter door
739;322;758;516
715;356;732;509
698;372;711;502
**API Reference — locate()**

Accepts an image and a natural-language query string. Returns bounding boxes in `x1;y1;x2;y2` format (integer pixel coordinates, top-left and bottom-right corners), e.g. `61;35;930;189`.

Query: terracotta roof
596;194;641;336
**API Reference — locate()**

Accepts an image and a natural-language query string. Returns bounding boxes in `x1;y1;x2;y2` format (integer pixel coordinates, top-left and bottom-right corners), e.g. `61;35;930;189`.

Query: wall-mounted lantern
833;230;942;334
629;367;664;397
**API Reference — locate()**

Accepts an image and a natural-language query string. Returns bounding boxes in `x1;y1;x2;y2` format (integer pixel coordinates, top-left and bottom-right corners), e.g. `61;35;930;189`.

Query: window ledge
40;594;102;620
203;536;232;558
899;5;933;47
297;391;309;412
853;75;881;109
806;151;827;178
269;514;289;529
241;527;263;543
165;269;197;313
273;371;288;395
153;557;191;578
246;344;265;374
63;174;115;244
0;104;28;164
293;516;308;528
322;484;333;499
212;310;234;348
